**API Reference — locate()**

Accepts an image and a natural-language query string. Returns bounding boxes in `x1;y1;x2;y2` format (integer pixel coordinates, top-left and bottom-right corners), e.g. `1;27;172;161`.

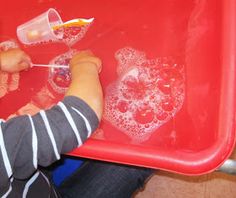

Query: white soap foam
103;47;185;142
48;50;77;94
54;24;92;47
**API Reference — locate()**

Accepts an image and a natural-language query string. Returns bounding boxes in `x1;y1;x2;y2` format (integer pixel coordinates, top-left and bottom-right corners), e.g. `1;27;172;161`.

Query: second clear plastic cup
17;8;63;45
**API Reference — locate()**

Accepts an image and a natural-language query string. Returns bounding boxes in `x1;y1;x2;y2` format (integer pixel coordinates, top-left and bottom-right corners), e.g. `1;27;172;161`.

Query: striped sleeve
0;96;99;197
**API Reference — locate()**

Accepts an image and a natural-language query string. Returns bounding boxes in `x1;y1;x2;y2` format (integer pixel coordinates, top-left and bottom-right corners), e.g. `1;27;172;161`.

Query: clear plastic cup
16;8;63;45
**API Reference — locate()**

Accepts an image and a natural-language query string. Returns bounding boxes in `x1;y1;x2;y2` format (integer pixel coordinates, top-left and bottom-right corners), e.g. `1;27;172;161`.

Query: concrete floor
135;150;236;198
135;171;236;198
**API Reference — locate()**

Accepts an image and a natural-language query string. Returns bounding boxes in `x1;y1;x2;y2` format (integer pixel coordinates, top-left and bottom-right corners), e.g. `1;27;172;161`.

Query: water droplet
161;98;174;111
158;79;171;95
117;100;129;113
134;105;154;124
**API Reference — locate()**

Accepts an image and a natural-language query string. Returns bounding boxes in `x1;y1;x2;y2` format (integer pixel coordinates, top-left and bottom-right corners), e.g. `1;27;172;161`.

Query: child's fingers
22;54;31;65
71;56;102;72
19;50;31;63
72;50;94;60
0;48;31;72
18;61;30;70
76;50;94;57
70;51;101;67
17;51;31;71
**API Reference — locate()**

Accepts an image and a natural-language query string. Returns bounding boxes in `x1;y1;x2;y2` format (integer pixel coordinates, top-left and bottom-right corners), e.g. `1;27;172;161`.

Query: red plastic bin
0;0;235;175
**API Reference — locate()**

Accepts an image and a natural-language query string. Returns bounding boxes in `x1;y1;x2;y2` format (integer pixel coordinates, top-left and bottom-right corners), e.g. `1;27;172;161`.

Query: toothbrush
52;18;94;30
32;63;69;69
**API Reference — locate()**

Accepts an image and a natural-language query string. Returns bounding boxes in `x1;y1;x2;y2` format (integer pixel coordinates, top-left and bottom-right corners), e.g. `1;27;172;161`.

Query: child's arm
0;48;31;72
66;51;103;120
0;51;103;195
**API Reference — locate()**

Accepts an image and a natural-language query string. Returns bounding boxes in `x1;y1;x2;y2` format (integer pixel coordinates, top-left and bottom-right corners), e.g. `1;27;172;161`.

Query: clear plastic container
16;8;63;45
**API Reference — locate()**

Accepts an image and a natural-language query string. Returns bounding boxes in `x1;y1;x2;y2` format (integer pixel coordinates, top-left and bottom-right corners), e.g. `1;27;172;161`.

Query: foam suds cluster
8;73;20;91
6;85;56;120
48;50;77;94
0;40;19;51
54;24;91;46
31;86;56;109
103;47;185;142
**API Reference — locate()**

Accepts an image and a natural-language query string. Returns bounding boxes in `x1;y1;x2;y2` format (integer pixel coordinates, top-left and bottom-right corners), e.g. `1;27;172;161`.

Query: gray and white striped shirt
0;96;99;197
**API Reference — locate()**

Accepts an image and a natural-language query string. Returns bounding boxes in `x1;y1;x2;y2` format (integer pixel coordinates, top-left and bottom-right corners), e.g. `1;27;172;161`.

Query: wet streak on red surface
0;0;235;174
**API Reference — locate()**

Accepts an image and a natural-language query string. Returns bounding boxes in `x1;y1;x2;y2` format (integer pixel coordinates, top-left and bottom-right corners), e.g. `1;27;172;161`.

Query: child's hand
0;48;31;73
69;50;102;76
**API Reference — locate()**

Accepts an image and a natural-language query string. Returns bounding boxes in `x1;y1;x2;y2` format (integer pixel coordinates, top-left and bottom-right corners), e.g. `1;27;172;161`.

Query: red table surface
0;0;236;175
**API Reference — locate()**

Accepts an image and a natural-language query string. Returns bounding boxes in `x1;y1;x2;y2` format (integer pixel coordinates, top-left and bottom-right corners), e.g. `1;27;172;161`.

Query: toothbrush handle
32;63;69;68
